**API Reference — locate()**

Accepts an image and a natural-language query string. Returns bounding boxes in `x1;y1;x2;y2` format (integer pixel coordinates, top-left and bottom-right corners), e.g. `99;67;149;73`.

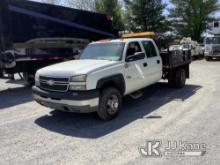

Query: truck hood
37;59;119;77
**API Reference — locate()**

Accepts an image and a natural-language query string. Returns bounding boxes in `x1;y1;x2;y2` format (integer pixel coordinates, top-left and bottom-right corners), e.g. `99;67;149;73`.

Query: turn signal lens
69;85;87;91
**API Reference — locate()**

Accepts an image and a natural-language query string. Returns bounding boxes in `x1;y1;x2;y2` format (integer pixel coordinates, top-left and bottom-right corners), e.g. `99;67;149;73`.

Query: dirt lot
0;60;220;165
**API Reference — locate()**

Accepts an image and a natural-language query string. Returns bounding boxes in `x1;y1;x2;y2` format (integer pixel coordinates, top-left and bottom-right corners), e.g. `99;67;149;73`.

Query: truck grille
39;76;69;92
213;50;220;56
213;46;220;56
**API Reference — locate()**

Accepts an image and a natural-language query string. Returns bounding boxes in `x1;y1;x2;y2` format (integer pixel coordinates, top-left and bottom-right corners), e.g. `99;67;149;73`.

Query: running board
130;91;143;99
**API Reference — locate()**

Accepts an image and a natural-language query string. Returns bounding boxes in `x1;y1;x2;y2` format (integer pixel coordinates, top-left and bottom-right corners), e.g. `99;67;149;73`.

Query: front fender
96;74;126;95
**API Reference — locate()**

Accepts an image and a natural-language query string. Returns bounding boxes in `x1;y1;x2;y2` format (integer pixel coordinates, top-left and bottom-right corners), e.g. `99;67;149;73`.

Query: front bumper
32;86;99;113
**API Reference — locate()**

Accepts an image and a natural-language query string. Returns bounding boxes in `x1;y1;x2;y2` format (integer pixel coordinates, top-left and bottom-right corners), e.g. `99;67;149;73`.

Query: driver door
124;42;148;94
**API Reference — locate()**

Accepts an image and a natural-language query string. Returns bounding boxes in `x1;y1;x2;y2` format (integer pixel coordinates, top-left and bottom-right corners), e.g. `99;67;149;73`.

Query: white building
213;21;220;35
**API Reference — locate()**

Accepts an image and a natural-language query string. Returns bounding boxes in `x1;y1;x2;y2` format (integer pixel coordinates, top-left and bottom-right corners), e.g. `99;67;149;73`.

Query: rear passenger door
141;40;162;84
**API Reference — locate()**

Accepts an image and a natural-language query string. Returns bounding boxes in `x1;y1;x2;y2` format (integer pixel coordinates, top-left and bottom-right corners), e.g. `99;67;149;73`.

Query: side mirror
126;52;145;62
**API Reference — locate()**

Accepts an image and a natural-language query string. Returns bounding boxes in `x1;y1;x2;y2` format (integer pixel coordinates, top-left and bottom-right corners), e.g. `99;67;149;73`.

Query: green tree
124;0;168;32
94;0;125;30
170;0;220;41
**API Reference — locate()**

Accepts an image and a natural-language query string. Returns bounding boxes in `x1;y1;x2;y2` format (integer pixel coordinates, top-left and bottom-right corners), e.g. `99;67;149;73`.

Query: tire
205;57;211;61
174;68;186;88
0;69;3;78
168;75;175;87
23;72;35;86
97;87;122;121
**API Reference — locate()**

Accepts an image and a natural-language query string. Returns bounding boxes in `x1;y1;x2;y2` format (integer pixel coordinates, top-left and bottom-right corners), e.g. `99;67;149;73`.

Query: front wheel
97;87;122;121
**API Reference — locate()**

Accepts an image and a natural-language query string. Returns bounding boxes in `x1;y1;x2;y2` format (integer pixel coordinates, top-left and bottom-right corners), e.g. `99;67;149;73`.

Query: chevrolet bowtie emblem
47;80;55;86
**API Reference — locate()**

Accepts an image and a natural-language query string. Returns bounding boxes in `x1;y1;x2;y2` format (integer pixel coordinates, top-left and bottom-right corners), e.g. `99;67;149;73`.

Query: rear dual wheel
168;68;186;88
205;57;212;61
0;69;3;77
174;68;186;88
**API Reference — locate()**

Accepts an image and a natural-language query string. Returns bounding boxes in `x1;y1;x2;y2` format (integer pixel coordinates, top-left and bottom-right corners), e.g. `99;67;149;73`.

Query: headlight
70;75;87;82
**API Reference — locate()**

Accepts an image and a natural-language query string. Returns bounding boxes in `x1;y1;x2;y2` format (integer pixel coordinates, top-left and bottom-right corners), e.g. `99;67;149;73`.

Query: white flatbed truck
32;37;191;120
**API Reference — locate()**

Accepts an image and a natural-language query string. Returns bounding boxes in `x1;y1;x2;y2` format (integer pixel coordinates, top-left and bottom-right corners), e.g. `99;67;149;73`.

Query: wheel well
97;75;126;95
100;81;120;92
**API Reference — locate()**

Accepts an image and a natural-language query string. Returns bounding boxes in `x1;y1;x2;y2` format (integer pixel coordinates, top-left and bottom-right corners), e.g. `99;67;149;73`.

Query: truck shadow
35;83;201;139
0;87;33;109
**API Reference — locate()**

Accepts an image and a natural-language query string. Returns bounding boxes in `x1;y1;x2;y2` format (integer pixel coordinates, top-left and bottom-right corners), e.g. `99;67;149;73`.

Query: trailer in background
180;37;204;59
205;21;220;61
0;0;117;85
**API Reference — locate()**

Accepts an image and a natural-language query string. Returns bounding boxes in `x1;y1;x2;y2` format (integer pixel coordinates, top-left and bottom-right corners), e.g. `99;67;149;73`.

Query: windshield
206;37;220;44
80;42;125;61
183;44;190;49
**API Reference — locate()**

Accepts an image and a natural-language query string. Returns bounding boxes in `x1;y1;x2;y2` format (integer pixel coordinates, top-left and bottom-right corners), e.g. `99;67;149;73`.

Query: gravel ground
0;60;220;165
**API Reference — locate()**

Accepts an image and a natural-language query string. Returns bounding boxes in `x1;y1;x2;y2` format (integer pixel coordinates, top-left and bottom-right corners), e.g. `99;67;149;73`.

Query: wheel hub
107;95;119;115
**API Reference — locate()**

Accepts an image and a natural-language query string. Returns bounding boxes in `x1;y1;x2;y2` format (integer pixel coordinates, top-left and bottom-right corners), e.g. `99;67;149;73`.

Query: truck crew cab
33;37;191;120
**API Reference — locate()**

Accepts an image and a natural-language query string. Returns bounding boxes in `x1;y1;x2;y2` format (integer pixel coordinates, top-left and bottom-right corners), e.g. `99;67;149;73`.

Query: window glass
80;42;125;61
125;42;144;62
214;22;219;28
206;37;220;44
142;41;157;58
126;42;142;57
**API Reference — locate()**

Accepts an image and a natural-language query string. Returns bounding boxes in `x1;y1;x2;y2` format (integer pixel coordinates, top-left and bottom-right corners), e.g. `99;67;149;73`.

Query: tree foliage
169;0;220;41
124;0;168;32
94;0;125;30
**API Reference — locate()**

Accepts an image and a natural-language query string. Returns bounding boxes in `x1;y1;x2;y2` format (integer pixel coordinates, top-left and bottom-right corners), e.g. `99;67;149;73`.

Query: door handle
143;63;148;67
157;60;161;64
